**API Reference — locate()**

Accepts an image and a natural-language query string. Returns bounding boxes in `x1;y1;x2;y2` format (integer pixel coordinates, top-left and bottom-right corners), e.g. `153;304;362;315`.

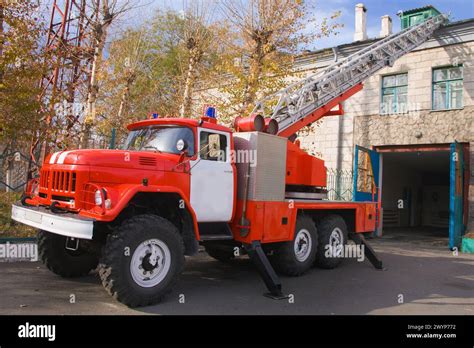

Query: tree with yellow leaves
214;0;342;124
0;0;44;149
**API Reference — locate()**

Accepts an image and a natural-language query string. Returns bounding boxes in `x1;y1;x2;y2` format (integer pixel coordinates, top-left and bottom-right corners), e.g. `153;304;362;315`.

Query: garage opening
381;150;450;245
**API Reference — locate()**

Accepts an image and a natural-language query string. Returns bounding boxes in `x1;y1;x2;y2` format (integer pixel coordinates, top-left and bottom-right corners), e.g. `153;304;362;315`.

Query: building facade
297;5;473;239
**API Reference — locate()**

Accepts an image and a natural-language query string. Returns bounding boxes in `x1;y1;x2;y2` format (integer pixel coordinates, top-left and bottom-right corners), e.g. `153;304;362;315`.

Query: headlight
94;190;102;206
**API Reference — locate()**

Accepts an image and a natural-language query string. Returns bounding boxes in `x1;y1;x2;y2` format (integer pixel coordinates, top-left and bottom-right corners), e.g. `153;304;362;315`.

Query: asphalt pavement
1;230;473;315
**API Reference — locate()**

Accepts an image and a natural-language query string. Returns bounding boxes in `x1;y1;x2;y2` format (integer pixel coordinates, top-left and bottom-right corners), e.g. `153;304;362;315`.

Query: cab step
198;222;234;241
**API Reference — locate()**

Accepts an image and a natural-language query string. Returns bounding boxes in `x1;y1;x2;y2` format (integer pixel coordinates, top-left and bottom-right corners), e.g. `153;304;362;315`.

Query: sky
124;0;474;50
309;0;474;50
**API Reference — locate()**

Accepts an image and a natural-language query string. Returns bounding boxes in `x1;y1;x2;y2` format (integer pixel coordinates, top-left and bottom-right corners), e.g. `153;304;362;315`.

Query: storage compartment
233;132;287;201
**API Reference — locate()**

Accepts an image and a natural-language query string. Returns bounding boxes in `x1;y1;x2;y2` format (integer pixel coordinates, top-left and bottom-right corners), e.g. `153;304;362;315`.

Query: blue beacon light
205;107;216;118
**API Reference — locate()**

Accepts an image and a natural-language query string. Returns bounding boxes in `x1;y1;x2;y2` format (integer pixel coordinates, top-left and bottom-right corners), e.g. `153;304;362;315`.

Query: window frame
409;13;425;27
380;72;409;115
123;125;196;156
198;130;229;162
432;65;464;111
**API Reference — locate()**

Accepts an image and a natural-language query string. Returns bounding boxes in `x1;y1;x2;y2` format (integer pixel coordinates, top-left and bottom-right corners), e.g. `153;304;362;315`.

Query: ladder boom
250;14;448;137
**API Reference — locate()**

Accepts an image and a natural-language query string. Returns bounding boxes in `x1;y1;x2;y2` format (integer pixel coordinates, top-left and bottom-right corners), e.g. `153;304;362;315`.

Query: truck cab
124;117;236;224
14;117;235;234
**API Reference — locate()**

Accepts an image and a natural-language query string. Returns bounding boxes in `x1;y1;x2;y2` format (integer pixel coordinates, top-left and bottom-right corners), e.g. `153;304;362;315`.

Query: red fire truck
11;14;446;307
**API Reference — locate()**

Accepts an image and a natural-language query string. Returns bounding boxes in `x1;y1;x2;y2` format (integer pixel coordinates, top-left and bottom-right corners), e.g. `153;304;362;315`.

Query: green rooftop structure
398;5;442;29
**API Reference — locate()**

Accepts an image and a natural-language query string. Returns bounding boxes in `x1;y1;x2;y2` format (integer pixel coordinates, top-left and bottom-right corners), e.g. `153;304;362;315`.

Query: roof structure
398;5;438;16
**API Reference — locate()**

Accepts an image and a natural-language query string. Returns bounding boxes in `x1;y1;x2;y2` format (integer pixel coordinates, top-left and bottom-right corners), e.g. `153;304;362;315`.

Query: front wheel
98;214;184;307
271;215;318;276
38;230;99;277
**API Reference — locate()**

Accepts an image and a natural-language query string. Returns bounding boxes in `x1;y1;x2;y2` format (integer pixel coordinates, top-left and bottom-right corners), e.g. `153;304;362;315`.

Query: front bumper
11;203;94;240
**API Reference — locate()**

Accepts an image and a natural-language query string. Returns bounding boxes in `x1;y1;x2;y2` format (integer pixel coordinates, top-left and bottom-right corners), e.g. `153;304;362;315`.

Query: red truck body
21;116;378;246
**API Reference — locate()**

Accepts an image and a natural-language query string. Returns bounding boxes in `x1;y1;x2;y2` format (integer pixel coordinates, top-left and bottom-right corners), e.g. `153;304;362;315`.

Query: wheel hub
329;228;344;256
130;239;171;288
294;229;312;262
141;252;159;272
330;228;343;245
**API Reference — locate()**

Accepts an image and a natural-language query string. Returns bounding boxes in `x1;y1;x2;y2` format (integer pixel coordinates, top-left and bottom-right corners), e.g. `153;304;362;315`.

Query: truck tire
204;245;235;263
314;214;348;269
271;215;317;276
98;214;184;307
38;230;99;278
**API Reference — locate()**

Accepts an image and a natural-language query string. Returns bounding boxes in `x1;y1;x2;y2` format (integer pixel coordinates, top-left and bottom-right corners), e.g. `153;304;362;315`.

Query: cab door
189;128;234;222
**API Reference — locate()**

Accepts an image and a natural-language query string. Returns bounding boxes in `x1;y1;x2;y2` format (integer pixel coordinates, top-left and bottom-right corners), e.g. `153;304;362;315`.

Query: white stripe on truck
49;151;62;164
57;151;73;164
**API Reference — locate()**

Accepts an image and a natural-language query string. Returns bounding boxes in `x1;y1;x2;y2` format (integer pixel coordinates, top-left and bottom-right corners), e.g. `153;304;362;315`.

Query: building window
408;13;425;27
381;73;408;115
432;66;463;110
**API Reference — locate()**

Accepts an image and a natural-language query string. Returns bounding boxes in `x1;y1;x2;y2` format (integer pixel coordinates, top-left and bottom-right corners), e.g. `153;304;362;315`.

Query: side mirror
177;139;189;166
176;139;188;153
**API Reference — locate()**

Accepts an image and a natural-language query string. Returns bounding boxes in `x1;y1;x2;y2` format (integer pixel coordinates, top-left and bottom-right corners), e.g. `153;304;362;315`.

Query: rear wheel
314;215;348;269
98;214;184;307
38;230;99;278
271;215;317;276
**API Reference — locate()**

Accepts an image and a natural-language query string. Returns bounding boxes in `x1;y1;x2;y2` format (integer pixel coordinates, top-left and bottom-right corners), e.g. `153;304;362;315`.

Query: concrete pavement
0;232;473;315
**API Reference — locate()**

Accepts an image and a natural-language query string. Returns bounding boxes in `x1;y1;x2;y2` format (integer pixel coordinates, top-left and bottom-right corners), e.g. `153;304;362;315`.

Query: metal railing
0;150;38;192
326;168;353;201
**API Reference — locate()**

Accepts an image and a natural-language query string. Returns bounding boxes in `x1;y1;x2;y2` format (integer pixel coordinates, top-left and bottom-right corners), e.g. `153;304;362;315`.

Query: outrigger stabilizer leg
349;233;385;270
244;241;289;300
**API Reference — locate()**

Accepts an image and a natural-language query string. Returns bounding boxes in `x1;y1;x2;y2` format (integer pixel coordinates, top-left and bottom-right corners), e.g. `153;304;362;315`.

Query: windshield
123;126;195;155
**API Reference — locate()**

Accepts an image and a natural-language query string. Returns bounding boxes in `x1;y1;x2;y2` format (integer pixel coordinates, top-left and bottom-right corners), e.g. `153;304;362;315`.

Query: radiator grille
39;168;49;189
139;156;157;166
42;170;76;193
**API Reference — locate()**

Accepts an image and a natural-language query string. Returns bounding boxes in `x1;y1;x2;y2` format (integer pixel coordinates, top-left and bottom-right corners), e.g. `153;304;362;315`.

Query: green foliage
0;0;45;148
0;192;35;238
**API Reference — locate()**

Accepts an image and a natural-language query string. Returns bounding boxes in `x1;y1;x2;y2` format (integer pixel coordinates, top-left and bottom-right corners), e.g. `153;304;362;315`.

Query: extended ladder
250;14;448;137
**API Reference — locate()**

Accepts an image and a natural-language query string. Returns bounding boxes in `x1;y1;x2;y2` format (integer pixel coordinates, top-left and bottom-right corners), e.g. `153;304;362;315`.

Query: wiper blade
143;146;162;153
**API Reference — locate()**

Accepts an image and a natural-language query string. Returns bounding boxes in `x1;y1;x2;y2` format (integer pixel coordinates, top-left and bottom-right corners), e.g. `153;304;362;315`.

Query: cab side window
199;131;227;161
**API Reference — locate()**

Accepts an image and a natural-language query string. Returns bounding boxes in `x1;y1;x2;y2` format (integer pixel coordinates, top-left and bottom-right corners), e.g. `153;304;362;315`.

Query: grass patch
0;192;36;238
